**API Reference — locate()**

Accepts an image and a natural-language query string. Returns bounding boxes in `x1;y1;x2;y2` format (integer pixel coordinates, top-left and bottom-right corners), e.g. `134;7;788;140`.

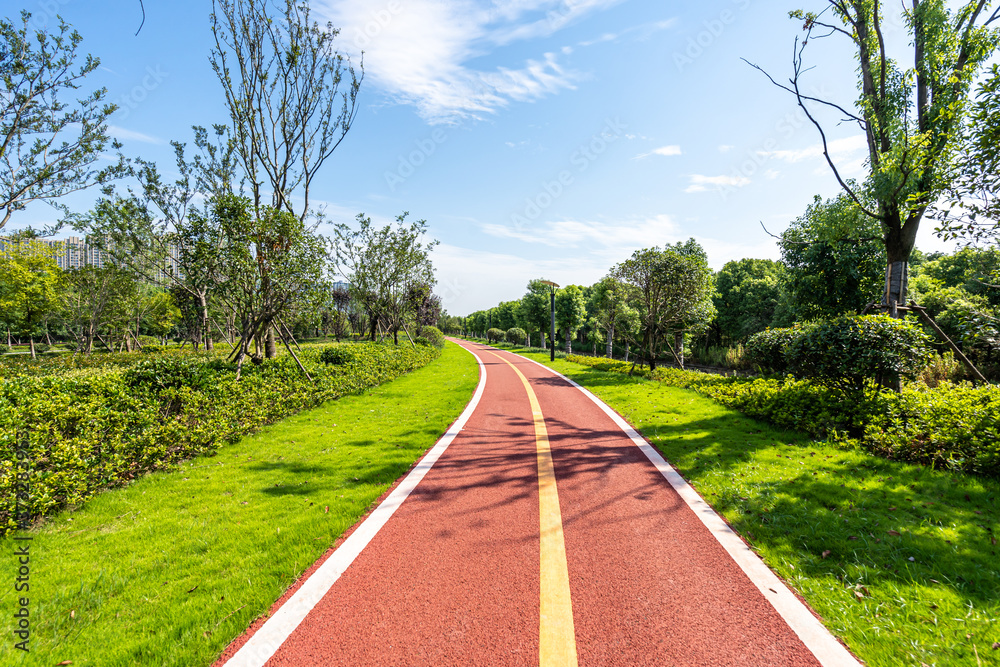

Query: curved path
215;340;860;667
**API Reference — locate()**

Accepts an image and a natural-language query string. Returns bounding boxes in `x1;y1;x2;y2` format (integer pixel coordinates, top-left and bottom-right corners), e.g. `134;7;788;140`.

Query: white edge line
510;350;862;667
222;343;488;667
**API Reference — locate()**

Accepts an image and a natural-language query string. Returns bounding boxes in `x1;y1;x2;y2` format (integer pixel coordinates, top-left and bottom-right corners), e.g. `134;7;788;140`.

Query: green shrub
487;328;505;344
744;326;800;374
565;351;1000;478
918;351;965;388
785;314;934;396
141;344;165;354
506;327;527;345
137;335;161;348
319;345;356;365
418;325;445;349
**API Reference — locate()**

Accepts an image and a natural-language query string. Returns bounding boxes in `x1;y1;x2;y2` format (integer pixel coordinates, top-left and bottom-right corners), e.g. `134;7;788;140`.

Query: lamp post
540;280;559;362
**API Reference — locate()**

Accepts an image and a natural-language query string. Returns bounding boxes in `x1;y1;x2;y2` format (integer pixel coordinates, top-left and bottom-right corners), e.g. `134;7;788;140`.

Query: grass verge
0;341;479;667
502;345;1000;667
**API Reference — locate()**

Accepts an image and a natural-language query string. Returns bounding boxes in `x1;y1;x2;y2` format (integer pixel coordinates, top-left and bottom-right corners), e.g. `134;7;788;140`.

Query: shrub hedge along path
217;340;856;667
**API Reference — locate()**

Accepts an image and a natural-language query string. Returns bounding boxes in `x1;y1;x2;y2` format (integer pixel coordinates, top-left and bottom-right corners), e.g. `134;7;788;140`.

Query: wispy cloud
107;126;165;144
758;135;867;163
577;18;676;46
481;214;680;250
635;144;682;159
318;0;628;123
685;174;750;194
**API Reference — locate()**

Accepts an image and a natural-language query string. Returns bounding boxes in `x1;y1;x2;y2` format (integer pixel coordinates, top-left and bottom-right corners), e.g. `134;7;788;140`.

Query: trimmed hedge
506;327;527;345
785;315;933;395
0;342;440;536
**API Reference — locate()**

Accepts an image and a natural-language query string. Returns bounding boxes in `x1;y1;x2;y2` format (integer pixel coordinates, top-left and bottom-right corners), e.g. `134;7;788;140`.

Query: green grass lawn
0;341;479;667
504;346;1000;667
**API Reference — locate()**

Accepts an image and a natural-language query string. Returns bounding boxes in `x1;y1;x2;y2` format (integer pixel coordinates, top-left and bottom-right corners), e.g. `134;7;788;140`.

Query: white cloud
635;144;682;159
685;174;751;193
765;169;780;180
319;0;627;123
718;144;734;153
759;135;867;163
107;126;164;144
577;18;676;46
481;214;680;249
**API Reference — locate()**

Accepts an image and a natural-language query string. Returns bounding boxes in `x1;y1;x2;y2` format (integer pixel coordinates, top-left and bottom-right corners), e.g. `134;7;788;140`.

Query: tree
331;213;437;343
555;285;587;354
408;283;442;334
589;276;639;358
779;194;887;320
329;283;352;340
210;0;362;356
211;195;328;377
713;259;785;344
751;1;1000;315
520;279;554;348
59;265;134;354
1;12;126;232
611;241;715;370
0;237;62;357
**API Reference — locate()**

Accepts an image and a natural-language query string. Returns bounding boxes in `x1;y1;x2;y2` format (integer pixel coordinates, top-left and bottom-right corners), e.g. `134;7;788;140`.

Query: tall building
0;235;179;280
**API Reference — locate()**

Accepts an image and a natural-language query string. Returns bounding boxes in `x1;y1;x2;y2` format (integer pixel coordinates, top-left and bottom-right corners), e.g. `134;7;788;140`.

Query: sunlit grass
0;341;479;667
506;346;1000;667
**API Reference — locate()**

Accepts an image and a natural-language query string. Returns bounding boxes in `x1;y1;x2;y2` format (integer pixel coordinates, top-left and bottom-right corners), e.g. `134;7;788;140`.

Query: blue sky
12;0;965;314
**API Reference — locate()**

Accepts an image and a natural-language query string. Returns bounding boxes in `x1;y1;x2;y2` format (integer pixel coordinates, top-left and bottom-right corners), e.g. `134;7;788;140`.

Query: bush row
0;342;441;536
566;354;1000;478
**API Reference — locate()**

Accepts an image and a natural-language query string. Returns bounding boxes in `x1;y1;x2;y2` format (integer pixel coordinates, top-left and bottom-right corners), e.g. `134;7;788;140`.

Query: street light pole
540;280;560;362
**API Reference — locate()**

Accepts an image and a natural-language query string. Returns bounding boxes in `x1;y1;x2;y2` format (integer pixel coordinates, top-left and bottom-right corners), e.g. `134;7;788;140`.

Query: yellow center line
489;352;578;667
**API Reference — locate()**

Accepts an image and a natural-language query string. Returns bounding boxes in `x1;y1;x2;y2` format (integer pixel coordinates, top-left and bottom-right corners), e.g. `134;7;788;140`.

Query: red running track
215;340;859;667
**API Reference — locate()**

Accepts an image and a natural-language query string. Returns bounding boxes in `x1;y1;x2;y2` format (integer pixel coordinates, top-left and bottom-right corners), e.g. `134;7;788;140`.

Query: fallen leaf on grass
56;662;72;666
930;579;940;584
324;506;329;513
887;530;901;536
187;585;198;594
848;536;859;540
70;610;75;619
992;642;999;650
821;550;831;559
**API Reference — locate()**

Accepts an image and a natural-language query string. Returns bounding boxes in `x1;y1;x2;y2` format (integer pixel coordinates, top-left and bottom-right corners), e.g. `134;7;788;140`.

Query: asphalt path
216;340;860;667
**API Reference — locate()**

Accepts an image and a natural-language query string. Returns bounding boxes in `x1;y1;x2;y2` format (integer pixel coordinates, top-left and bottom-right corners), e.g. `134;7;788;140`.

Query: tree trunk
675;331;684;370
624;346;630;362
200;293;214;352
881;211;920;318
606;326;614;358
265;326;277;358
565;329;572;354
29;336;36;359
